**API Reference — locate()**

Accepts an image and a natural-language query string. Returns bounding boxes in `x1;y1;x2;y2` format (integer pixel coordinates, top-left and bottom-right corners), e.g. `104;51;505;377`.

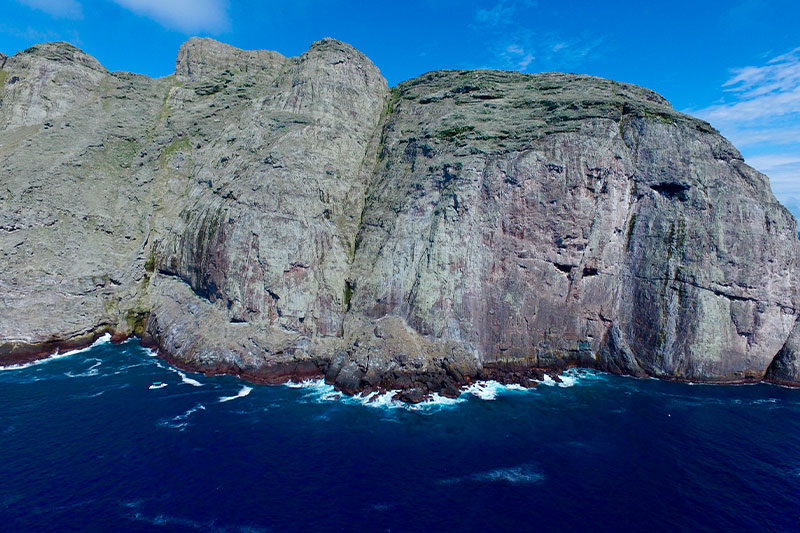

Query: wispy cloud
485;31;603;73
503;44;534;71
472;1;539;29
690;47;800;214
0;23;81;44
469;2;602;73
15;0;82;19
692;48;800;136
111;0;230;34
474;1;517;27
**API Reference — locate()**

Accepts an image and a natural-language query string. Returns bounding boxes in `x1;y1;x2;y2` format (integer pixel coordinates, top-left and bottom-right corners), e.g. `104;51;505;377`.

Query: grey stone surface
1;38;798;393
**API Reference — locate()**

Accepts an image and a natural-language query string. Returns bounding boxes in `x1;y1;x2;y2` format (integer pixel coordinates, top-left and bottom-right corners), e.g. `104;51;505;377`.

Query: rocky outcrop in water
1;38;798;396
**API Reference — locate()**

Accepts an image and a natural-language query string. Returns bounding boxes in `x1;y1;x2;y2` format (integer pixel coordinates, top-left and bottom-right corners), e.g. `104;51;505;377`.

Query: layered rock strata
1;38;798;398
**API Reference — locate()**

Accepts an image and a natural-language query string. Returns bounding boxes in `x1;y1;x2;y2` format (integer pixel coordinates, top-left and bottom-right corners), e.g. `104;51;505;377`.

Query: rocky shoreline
2;329;792;404
3;37;800;393
0;327;116;368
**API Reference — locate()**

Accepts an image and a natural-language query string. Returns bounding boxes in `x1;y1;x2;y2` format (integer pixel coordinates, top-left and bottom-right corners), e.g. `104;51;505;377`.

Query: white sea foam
557;374;577;387
281;370;601;411
1;333;112;371
284;379;465;411
539;368;601;388
409;393;466;411
219;386;253;403
463;380;502;400
751;398;778;405
128;510;211;530
109;363;146;376
178;372;203;387
462;380;528;400
65;359;103;378
142;347;158;357
125;507;267;533
286;379;344;402
166;366;203;387
159;403;206;430
475;465;546;484
356;390;402;408
354;389;467;412
441;465;545;485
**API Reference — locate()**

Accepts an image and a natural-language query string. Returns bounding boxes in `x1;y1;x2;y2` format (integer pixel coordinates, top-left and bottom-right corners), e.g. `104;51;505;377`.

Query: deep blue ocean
2;336;799;532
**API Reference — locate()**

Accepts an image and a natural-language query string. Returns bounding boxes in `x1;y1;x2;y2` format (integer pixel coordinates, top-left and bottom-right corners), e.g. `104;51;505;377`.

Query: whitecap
461;380;530;400
285;380;465;412
476;465;546;484
158;403;205;430
538;368;602;388
281;370;605;411
219;386;252;403
441;465;545;485
557;374;577;387
751;398;778;405
285;379;344;402
109;363;146;375
408;392;466;412
65;358;103;378
463;380;502;400
355;390;402;408
142;347;159;358
79;384;131;398
287;378;538;411
59;333;112;358
355;389;468;412
127;511;210;529
165;366;203;387
178;372;203;387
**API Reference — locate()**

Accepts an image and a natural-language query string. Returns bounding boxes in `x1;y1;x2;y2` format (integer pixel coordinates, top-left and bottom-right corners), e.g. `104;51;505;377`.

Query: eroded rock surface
1;38;798;395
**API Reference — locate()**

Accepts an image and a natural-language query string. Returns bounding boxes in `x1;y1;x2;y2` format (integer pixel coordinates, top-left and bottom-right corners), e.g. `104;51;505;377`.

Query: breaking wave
463;380;528;400
219;386;253;403
165;366;203;387
1;333;112;371
283;369;603;410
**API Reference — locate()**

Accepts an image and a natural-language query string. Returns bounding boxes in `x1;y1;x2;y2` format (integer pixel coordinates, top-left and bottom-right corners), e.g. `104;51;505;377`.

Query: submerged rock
1;38;798;395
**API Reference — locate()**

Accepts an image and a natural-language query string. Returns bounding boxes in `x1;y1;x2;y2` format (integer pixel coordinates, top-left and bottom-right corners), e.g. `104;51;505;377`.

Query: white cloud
690;47;800;212
0;23;81;43
486;33;602;73
726;126;800;147
473;1;538;28
111;0;230;34
503;44;534;71
16;0;83;19
747;154;800;169
474;2;516;27
471;2;599;73
693;48;800;124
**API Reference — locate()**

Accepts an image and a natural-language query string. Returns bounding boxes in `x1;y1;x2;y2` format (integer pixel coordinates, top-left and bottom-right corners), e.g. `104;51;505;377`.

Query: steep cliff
1;38;798;396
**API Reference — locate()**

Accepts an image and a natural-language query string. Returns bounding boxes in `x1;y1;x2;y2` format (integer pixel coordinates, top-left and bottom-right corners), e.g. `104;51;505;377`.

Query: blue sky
2;0;798;214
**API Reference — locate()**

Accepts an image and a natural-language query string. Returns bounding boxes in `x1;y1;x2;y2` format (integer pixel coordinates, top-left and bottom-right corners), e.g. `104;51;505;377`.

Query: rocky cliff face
1;38;798;396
